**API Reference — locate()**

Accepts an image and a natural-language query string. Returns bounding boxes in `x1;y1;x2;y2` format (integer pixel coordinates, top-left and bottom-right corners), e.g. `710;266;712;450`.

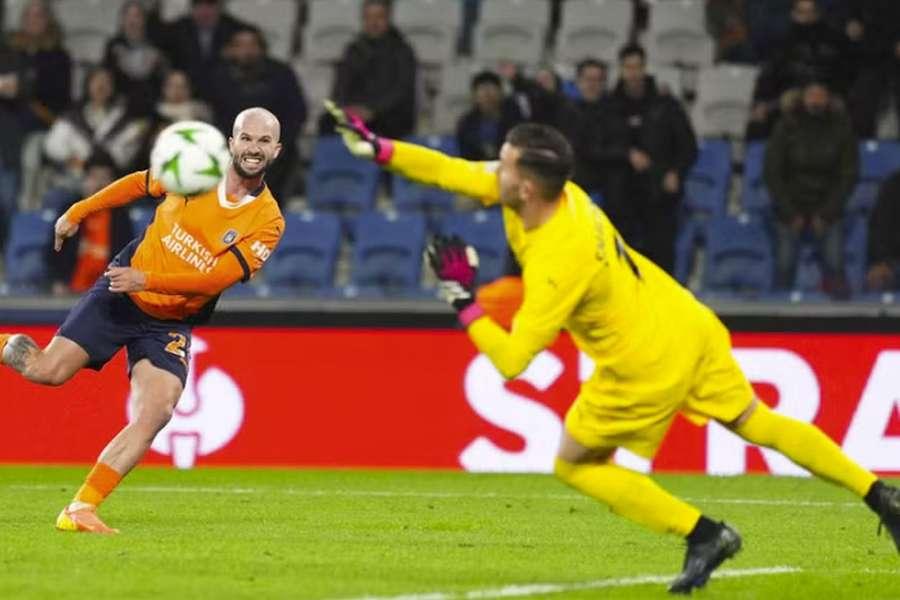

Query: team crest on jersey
222;229;238;245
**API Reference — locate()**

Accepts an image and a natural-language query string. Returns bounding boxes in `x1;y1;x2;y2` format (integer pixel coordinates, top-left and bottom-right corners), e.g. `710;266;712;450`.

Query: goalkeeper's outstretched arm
325;100;500;206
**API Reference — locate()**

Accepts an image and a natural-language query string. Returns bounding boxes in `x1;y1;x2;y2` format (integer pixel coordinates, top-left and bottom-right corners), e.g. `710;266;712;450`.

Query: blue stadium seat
265;211;342;292
740;141;771;215
350;211;427;293
847;141;900;215
129;206;155;238
674;217;703;284
306;136;381;215
441;209;507;284
393;135;459;227
702;213;773;295
41;188;78;213
3;210;54;292
683;139;730;217
844;214;868;295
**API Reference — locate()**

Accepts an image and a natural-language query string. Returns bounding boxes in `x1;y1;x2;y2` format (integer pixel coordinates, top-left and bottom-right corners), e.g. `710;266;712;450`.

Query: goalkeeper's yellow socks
0;334;9;360
555;458;702;536
734;401;877;497
70;462;123;510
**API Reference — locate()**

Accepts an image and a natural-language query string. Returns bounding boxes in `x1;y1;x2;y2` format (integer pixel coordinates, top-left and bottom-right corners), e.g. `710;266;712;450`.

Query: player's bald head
232;107;280;142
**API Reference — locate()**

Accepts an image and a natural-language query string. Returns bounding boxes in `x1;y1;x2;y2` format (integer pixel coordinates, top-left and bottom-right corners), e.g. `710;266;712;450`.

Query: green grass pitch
0;467;897;599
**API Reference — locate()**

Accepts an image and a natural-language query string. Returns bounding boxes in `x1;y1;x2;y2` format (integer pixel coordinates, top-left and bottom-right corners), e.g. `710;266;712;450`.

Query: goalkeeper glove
426;235;486;326
323;99;393;164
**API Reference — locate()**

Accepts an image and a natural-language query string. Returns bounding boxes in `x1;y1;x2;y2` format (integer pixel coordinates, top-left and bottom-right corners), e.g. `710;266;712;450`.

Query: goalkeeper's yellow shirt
387;141;709;381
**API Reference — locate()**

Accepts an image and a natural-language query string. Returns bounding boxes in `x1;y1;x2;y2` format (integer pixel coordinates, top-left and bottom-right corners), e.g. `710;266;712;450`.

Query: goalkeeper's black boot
869;482;900;553
668;522;742;594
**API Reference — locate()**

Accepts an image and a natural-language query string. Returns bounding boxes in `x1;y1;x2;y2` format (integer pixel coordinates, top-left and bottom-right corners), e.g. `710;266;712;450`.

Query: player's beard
233;153;268;179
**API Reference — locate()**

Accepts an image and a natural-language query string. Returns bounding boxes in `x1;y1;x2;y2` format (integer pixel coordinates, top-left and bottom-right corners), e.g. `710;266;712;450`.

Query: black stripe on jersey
228;245;251;282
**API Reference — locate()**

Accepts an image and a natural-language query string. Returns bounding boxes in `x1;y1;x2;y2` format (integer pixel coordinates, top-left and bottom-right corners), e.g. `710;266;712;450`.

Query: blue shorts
57;277;192;386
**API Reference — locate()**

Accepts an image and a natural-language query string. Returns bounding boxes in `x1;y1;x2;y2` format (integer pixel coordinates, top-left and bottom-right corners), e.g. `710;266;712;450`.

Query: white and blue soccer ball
150;120;230;196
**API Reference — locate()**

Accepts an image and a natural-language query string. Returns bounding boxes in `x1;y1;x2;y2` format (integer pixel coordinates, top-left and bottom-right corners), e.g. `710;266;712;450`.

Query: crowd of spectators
0;0;899;298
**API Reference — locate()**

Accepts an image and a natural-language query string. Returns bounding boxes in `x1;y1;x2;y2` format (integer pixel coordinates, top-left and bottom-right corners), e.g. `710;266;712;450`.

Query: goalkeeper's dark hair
506;124;574;200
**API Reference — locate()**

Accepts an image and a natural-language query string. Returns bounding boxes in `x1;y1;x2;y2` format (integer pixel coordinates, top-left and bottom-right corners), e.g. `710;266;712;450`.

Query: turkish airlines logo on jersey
126;335;245;468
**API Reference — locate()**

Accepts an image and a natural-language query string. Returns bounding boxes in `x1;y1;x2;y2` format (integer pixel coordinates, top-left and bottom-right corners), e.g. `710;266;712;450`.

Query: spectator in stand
103;1;168;117
529;65;579;144
843;0;900;60
8;0;71;132
44;67;150;187
571;58;612;195
0;0;71;217
706;0;755;63
456;70;523;161
849;35;900;139
209;25;306;200
163;0;248;102
46;151;133;296
748;0;853;140
764;80;857;296
324;0;416;139
601;44;697;275
745;0;792;63
866;170;900;292
156;69;212;124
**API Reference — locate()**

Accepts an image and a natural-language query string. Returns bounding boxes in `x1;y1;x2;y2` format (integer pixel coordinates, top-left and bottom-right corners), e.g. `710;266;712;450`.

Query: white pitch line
327;566;802;600
4;484;865;507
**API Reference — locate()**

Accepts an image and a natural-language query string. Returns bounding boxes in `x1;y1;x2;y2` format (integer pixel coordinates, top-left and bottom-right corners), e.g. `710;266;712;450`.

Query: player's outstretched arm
325;100;500;206
56;170;158;251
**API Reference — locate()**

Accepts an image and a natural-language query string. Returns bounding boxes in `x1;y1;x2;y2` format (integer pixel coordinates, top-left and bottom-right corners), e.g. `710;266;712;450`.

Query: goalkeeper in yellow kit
325;102;900;593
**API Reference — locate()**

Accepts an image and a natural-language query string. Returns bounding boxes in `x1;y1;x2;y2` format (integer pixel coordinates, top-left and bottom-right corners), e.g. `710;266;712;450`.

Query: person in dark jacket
103;1;168;117
849;35;900;139
7;0;71;131
571;58;609;195
456;70;523;161
325;0;416;139
866;170;900;291
162;0;249;102
599;44;698;275
748;0;854;140
764;81;858;295
209;25;306;201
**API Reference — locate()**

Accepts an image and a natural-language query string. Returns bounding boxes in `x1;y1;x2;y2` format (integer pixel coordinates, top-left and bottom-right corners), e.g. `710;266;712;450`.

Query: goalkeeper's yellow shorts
564;306;755;459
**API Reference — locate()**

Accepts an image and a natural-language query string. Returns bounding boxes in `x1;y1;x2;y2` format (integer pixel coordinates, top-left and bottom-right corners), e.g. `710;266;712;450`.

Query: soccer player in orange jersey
0;107;285;533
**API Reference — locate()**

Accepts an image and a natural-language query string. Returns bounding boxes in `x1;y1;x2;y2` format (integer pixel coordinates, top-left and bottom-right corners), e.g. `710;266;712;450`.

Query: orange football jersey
64;170;284;322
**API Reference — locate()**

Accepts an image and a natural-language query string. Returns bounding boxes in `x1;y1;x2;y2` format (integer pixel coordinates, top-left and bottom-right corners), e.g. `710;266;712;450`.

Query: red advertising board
2;326;899;475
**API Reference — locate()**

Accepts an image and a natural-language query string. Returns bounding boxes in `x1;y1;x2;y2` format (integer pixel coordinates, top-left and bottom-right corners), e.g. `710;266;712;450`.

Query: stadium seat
645;0;714;68
160;0;191;20
3;210;54;292
393;0;461;65
228;0;298;62
129;207;155;238
350;211;427;293
306;136;381;215
264;211;341;292
303;0;362;64
294;60;335;135
64;32;109;64
434;62;476;134
3;0;28;32
556;0;632;65
843;214;869;295
692;65;759;138
650;63;683;97
848;140;900;214
703;213;773;295
393;135;459;225
55;0;123;39
683;139;730;218
441;209;507;284
740;141;771;215
473;0;549;65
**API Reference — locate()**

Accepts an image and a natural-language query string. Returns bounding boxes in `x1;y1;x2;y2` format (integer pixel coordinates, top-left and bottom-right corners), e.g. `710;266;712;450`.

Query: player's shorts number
165;332;188;359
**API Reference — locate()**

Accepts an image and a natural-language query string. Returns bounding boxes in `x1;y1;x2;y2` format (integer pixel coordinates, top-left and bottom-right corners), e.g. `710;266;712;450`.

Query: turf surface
0;467;897;599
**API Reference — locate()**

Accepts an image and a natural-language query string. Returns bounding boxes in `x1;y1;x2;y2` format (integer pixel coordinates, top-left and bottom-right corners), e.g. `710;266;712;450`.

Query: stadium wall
2;322;899;476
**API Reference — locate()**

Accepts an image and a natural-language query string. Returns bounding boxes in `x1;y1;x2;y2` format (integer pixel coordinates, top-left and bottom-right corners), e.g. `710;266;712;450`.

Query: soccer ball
150;120;230;196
